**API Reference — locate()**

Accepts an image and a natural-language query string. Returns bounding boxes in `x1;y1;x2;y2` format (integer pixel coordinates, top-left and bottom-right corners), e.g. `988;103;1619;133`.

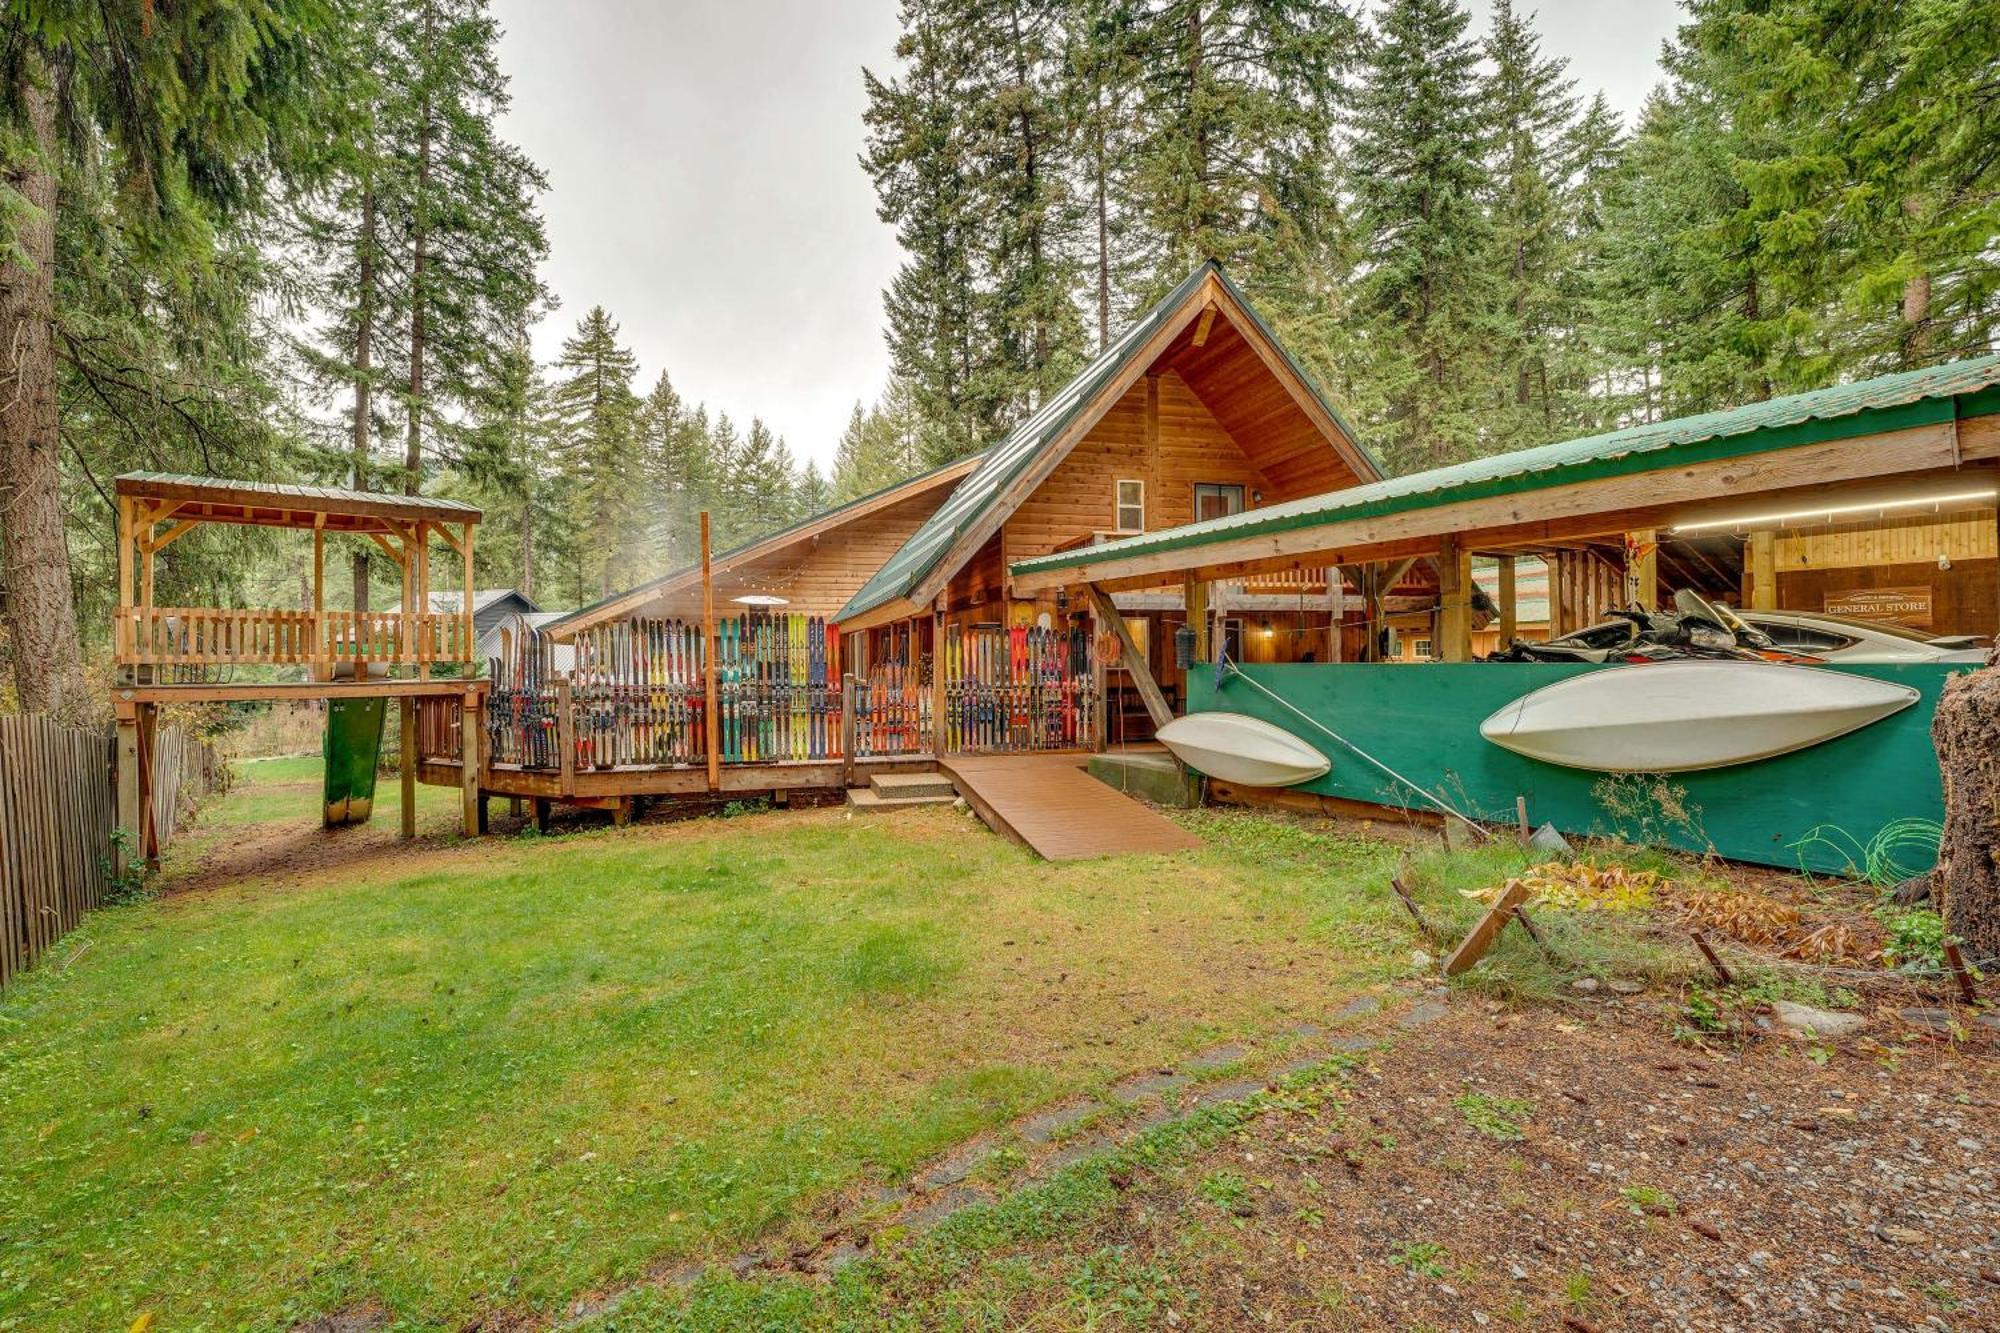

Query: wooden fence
0;713;217;988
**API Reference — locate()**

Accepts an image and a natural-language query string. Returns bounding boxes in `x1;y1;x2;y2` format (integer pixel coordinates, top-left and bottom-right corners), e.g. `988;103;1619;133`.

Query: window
1411;637;1434;661
1115;479;1145;533
1194;482;1245;523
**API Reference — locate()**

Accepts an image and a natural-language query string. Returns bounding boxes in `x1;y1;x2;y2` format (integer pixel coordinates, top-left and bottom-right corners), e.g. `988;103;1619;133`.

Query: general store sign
1824;585;1933;627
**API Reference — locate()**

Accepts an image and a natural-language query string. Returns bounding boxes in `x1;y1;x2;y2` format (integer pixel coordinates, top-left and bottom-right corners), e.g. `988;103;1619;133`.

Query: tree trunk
517;478;535;600
0;64;90;721
1931;657;2000;965
351;179;376;613
405;113;430;498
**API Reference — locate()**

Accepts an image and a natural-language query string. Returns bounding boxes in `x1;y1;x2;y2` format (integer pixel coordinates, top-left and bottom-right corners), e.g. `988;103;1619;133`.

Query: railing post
841;672;857;787
557;676;575;797
460;689;482;838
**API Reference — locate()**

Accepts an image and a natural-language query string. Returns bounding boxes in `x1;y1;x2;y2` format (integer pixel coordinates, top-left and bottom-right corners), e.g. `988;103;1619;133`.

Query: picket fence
0;714;217;987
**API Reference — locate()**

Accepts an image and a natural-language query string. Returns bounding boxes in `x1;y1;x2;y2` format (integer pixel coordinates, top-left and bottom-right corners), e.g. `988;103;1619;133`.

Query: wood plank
1011;425;1965;596
1088;583;1173;731
942;754;1202;861
1443;879;1530;977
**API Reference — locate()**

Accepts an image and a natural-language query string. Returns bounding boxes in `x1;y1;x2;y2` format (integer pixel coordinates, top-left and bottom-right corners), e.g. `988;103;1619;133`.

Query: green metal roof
541;450;982;633
115;471;481;518
836;261;1384;623
1013;354;2000;578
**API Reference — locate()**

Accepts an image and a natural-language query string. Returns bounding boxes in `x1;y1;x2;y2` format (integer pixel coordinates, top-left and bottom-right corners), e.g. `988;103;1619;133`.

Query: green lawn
0;760;1466;1330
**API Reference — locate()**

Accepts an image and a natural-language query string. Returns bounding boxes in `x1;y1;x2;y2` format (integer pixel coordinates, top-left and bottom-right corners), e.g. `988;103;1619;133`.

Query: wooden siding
1000;371;1279;576
1162;317;1361;496
1774;510;1996;572
1775;560;1997;640
631;486;953;620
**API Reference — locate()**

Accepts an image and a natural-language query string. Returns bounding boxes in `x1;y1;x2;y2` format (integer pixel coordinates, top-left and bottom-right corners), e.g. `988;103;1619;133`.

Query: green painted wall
1186;662;1961;875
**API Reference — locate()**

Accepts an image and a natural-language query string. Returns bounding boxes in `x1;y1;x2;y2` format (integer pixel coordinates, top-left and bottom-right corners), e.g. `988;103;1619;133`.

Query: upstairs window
1115;479;1145;533
1194;483;1245;523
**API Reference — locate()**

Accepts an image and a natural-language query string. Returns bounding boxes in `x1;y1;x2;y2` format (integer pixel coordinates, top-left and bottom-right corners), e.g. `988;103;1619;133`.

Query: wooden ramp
941;754;1203;861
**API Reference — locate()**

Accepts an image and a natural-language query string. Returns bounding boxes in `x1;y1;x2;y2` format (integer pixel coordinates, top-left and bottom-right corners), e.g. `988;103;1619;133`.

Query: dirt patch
861;999;1999;1330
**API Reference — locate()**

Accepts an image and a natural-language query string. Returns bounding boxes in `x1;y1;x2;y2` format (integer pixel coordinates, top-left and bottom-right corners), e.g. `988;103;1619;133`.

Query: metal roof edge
543;452;982;634
1011;355;2000;577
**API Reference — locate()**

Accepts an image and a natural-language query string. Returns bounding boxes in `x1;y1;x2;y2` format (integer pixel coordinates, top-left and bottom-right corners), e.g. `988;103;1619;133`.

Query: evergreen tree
1482;0;1581;449
796;461;833;517
865;4;996;463
1;0;336;719
1672;0;2000;373
548;307;644;598
380;0;550;495
1350;0;1497;468
1117;0;1360;302
831;379;931;501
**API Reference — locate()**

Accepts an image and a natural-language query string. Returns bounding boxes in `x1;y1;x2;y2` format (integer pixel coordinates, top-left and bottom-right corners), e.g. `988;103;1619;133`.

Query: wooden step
846;787;958;813
870;771;957;801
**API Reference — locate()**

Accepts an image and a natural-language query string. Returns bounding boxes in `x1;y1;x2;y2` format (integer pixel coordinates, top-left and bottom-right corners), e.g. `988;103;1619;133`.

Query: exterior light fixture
732;594;789;607
1672;487;1998;534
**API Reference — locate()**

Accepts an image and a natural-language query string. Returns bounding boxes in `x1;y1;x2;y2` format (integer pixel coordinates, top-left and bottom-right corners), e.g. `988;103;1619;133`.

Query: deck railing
116;608;473;668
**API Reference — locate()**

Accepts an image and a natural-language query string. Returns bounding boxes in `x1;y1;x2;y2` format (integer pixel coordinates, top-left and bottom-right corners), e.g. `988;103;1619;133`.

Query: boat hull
1479;661;1920;773
1156;711;1330;787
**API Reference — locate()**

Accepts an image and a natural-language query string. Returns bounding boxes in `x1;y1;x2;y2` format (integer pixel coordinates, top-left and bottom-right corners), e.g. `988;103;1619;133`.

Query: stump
1931;658;2000;964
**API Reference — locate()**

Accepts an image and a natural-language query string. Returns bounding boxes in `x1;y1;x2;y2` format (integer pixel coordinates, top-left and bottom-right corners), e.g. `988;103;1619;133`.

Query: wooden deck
940;753;1204;861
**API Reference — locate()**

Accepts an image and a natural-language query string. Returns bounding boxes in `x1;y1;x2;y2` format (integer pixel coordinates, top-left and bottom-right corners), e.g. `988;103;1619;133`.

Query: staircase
845;770;959;813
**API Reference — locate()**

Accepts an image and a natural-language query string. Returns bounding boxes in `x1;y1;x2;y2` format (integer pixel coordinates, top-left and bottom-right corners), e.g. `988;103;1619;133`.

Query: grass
0;772;1423;1330
1452;1091;1533;1141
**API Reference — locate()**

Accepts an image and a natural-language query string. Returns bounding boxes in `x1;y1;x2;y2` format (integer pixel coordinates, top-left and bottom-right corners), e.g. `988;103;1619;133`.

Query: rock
1528;823;1574;856
1874;1223;1926;1245
1411;949;1433;968
1337;994;1383;1019
1770;1000;1865;1040
1607;979;1645;995
1571;978;1601;994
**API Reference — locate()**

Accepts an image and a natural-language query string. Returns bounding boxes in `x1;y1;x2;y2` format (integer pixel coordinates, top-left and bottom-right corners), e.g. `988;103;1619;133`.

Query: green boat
323;697;386;826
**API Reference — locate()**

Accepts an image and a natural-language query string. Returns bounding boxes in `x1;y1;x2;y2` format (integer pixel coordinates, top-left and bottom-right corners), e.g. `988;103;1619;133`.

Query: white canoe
1479;661;1919;773
1157;712;1330;787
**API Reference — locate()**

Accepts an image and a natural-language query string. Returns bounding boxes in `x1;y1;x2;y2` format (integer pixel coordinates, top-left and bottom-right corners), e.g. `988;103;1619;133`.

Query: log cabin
832;261;1397;747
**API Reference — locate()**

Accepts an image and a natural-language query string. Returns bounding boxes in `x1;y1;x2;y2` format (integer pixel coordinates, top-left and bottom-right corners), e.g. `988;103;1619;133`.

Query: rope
1213;657;1492;838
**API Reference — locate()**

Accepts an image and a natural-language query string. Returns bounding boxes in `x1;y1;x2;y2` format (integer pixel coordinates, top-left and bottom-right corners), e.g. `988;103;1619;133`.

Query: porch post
1748;529;1778;610
460;687;482;838
1088;584;1173;731
1438;535;1472;663
931;606;948;757
1497;554;1517;646
702;511;720;791
1183;577;1210;661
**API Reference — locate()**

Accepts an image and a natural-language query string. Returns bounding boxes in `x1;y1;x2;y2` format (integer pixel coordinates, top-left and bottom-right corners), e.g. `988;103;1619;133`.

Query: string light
1673;487;1997;534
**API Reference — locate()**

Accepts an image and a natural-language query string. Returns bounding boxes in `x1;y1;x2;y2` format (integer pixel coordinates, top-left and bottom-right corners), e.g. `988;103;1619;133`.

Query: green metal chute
323;697;386;826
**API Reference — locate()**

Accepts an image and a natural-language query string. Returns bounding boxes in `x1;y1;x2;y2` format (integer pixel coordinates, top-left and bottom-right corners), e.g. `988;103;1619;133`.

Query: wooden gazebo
110;473;487;865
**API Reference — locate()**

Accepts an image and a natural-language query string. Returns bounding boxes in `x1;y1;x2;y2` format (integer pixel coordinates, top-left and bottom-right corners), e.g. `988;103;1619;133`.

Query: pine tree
1350;0;1497;468
1482;0;1581;449
796;461;833;517
1673;0;2000;373
1;0;336;719
865;4;997;463
638;371;715;571
1117;0;1360;302
548;307;644;598
381;0;550;497
832;379;931;501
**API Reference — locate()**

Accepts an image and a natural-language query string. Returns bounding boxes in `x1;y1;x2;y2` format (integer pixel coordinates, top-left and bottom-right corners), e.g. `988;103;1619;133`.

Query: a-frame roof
835;262;1383;629
541;450;982;638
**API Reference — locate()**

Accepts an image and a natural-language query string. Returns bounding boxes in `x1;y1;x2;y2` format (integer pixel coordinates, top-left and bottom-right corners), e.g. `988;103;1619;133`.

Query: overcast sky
491;0;1684;472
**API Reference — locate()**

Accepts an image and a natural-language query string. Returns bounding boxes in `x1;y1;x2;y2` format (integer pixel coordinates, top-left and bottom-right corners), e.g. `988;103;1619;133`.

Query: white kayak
1479;661;1920;773
1157;712;1330;787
